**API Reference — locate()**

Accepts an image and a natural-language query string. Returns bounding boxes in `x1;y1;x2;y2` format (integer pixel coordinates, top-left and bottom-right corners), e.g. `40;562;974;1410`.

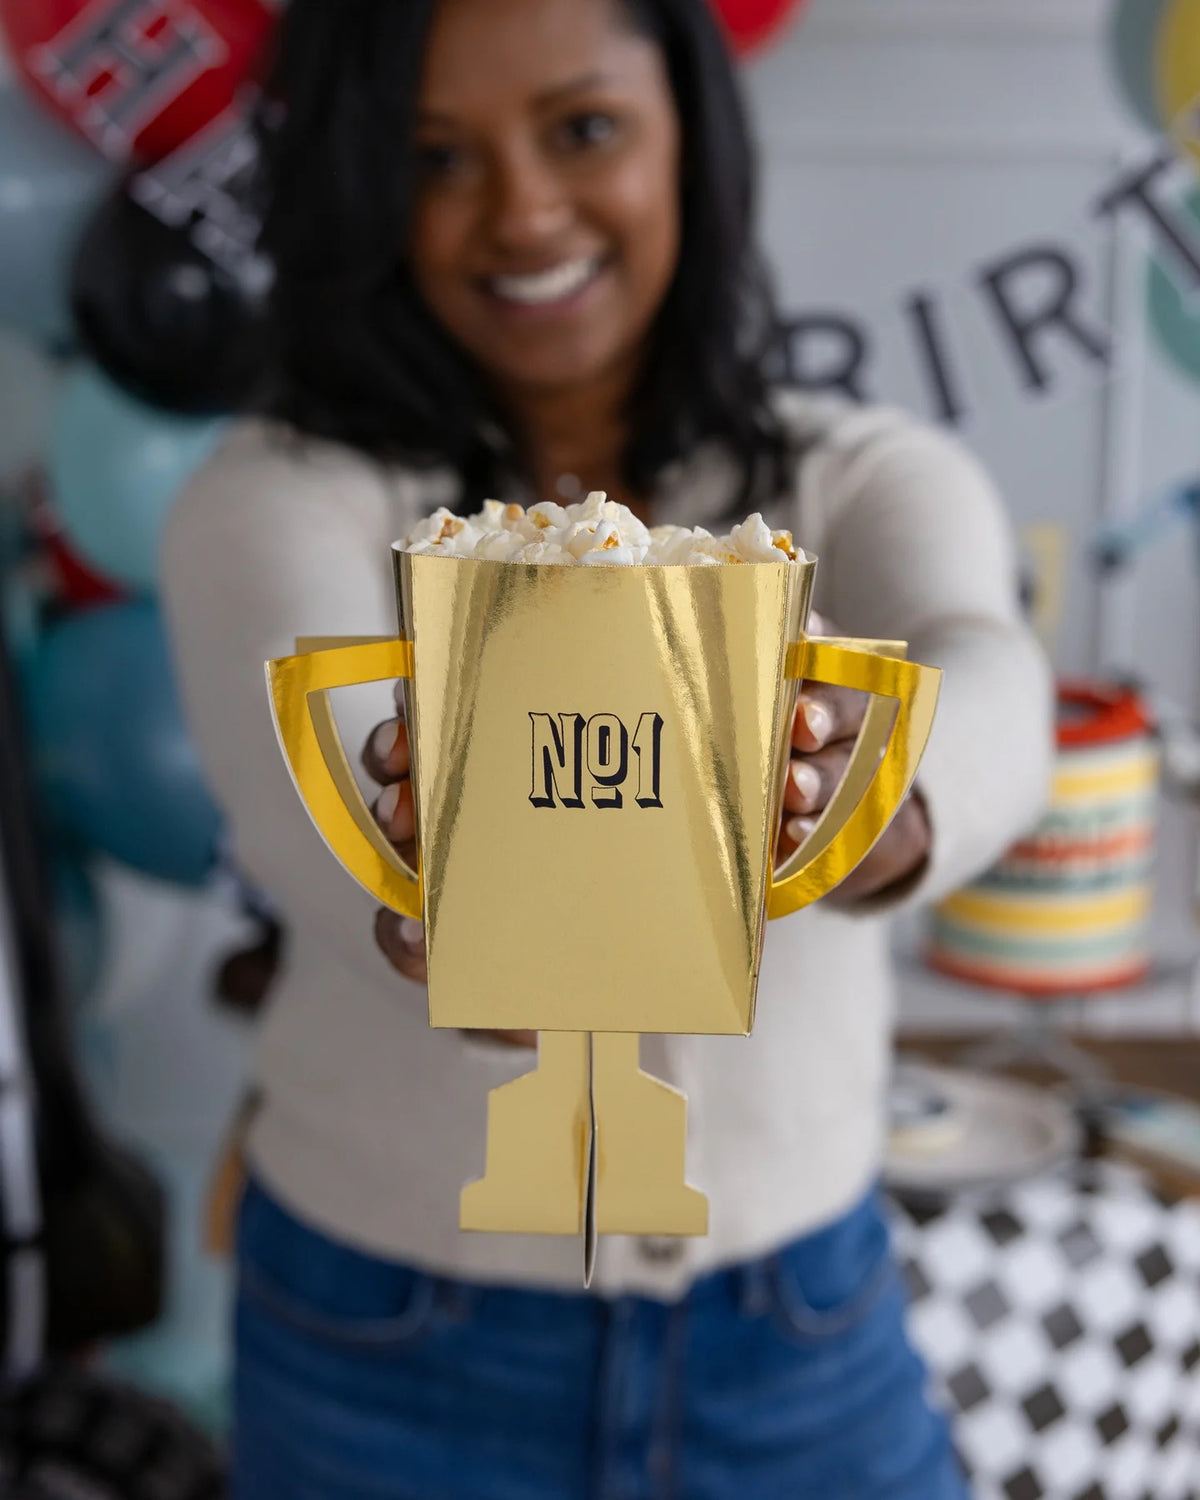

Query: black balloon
70;182;270;415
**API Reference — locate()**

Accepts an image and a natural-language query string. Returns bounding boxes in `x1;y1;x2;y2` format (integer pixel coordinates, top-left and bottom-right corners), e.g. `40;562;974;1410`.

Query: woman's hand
778;617;932;904
364;691;537;1048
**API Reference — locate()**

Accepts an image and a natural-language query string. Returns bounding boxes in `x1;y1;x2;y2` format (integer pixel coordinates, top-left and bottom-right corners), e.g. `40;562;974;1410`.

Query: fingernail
800;698;833;747
377;782;400;823
790;760;821;807
374;720;400;763
399;917;424;949
787;816;816;845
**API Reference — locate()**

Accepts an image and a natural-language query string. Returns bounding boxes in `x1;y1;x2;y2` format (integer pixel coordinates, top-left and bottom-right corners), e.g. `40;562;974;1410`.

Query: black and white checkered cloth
892;1162;1200;1500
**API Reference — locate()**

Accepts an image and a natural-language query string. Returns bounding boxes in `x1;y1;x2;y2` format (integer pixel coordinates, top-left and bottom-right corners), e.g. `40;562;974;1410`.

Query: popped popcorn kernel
397;496;808;567
772;532;797;560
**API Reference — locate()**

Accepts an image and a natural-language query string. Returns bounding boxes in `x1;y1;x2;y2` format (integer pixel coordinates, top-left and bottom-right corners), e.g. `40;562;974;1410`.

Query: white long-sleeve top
161;391;1053;1298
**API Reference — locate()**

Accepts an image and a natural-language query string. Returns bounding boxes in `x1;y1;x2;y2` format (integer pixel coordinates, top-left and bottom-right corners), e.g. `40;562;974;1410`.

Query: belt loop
436;1275;477;1324
735;1255;771;1317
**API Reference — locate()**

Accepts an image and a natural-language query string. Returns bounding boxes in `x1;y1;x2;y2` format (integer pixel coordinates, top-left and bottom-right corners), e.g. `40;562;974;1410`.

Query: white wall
745;0;1200;1031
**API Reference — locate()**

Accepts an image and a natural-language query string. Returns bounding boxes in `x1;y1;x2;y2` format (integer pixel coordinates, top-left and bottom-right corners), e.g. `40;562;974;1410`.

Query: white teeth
489;257;601;305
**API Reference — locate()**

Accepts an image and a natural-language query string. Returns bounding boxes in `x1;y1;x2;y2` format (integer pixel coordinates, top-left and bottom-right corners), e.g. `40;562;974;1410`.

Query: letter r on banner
30;0;226;158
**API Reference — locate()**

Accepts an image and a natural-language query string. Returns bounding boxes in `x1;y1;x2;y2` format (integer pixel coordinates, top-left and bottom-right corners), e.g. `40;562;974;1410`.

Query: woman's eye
416;142;467;180
558;111;619;151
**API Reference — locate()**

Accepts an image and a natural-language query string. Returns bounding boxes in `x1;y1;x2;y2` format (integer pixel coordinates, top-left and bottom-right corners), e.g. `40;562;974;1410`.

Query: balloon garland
0;0;274;164
711;0;809;56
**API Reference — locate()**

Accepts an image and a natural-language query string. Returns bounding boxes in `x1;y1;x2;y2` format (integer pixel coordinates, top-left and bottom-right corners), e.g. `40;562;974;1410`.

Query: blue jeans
232;1178;966;1499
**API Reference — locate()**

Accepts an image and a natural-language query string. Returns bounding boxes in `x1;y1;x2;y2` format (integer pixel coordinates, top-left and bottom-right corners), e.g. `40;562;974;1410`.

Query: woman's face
409;0;682;401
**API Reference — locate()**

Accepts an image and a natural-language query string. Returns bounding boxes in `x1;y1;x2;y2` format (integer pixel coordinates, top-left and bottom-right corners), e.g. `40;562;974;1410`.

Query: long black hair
256;0;788;507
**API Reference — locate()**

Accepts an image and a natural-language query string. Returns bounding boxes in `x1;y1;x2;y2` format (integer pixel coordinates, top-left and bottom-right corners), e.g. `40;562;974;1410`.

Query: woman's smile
481;252;610;312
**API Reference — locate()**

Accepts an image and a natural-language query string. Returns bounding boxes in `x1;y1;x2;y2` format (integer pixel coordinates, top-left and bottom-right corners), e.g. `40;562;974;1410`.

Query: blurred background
1;1;1199;1496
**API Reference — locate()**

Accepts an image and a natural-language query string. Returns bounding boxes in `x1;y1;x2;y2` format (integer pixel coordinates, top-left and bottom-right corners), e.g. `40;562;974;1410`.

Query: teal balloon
49;852;106;1011
1108;0;1170;132
24;601;222;887
0;559;40;673
0;84;114;347
1147;185;1200;386
49;363;227;591
0;329;59;483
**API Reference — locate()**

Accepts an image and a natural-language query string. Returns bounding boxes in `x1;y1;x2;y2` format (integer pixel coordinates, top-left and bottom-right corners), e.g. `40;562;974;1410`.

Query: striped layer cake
926;684;1159;994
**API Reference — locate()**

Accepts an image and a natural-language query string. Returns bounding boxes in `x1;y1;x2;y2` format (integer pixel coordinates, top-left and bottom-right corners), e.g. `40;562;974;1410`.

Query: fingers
374;777;416;844
468;1028;539;1049
782;742;851;821
776;814;814;863
777;788;931;898
793;611;868;752
373;911;536;1049
374;909;428;983
777;740;849;862
792;684;869;752
825;794;931;903
362;718;410;785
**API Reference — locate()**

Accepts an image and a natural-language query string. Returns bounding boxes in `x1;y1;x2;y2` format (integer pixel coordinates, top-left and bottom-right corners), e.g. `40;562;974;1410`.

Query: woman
163;0;1052;1494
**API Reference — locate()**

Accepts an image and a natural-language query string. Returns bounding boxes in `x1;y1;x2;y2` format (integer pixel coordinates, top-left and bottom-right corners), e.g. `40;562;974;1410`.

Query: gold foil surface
396;552;810;1035
266;551;941;1257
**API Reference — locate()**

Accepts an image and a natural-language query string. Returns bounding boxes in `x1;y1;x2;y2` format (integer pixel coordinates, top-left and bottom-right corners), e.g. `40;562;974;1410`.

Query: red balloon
0;0;274;164
712;0;808;55
32;501;125;607
46;532;127;606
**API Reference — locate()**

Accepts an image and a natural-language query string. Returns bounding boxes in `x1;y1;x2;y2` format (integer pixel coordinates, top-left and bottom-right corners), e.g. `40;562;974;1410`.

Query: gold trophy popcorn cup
268;548;940;1273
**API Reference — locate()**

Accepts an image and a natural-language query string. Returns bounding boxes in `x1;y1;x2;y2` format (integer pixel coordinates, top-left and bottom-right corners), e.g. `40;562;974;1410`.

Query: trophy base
459;1032;708;1264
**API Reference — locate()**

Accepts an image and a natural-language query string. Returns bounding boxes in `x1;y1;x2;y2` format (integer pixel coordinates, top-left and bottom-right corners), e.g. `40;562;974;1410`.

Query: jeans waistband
431;1185;887;1325
239;1174;886;1326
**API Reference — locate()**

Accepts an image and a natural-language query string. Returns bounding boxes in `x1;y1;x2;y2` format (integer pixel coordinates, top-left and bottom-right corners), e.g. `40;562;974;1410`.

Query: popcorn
397;492;804;567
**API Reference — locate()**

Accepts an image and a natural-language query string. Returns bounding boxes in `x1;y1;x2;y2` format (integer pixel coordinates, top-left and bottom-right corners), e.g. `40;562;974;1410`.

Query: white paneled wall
745;0;1200;1031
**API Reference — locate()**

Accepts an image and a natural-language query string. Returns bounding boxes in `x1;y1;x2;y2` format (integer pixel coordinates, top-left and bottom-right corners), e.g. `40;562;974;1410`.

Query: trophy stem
459;1030;708;1255
591;1034;708;1238
459;1031;590;1235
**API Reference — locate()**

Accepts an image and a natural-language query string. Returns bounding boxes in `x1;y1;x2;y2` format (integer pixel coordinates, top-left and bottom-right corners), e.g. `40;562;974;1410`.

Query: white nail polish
400;917;424;949
373;720;400;763
801;698;833;746
787;817;816;845
376;782;401;823
790;760;821;804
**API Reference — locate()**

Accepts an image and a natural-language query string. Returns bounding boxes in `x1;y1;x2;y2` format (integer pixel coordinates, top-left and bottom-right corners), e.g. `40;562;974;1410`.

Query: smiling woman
258;0;787;514
408;0;682;428
159;0;1053;1494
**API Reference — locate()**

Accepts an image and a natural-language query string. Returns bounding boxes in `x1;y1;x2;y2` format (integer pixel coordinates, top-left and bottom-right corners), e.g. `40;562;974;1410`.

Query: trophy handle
767;637;942;919
266;636;422;919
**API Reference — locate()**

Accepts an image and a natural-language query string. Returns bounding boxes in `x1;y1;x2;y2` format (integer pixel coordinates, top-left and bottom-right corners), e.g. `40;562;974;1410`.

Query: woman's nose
486;148;572;252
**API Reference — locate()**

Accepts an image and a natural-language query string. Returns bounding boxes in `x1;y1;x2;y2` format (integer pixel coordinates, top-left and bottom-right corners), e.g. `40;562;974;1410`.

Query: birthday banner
776;0;1200;423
